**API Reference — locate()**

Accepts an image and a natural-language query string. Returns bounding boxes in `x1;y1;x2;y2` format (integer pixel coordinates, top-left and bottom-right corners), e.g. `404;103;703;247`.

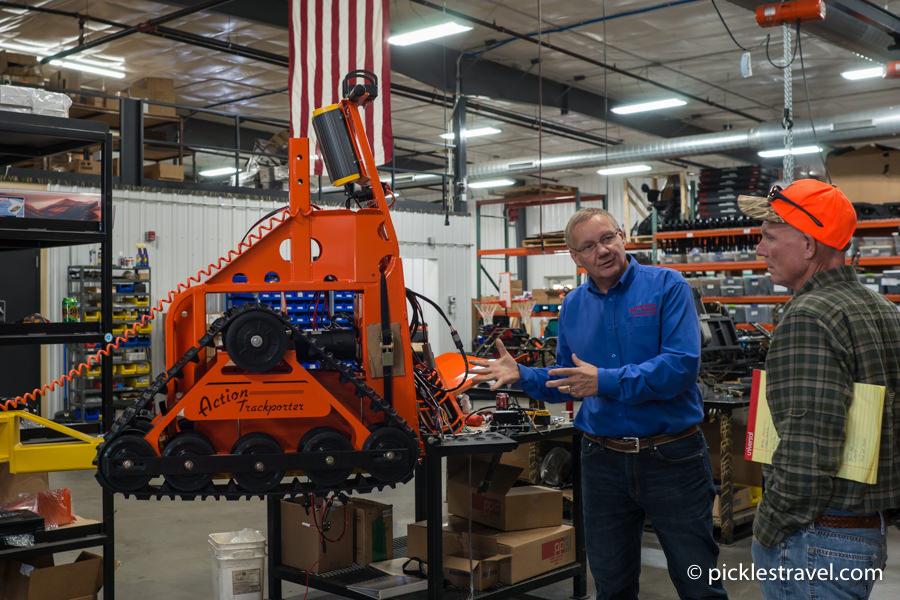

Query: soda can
62;297;79;322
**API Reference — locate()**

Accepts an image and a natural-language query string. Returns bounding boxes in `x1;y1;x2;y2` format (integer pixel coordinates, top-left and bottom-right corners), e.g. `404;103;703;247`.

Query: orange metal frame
141;100;418;456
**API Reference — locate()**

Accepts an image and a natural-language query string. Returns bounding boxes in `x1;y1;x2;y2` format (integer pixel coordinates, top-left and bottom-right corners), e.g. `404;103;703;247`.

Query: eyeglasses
572;231;620;254
768;185;824;227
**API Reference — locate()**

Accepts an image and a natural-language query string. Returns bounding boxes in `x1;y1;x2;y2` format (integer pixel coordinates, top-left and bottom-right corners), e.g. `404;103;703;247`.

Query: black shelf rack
266;427;588;600
0;110;116;599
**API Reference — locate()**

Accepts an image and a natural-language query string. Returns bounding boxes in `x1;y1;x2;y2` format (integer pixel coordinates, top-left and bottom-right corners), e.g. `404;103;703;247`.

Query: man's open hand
469;339;521;390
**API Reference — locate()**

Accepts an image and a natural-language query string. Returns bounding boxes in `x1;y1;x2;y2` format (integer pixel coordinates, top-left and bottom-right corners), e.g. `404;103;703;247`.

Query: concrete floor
49;469;900;600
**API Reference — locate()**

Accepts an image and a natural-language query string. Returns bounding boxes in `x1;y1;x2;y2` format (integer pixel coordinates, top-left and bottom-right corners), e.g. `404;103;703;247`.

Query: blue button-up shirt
517;256;704;437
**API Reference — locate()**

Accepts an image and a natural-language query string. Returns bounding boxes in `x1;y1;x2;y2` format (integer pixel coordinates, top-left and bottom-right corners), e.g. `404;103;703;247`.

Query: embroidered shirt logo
630;303;658;316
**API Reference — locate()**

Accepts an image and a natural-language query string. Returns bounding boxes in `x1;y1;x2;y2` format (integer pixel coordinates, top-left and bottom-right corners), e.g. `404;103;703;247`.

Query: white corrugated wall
40;186;474;416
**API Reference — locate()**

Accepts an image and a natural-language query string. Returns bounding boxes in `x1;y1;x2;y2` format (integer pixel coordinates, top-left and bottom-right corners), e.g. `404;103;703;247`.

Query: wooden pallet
521;230;566;247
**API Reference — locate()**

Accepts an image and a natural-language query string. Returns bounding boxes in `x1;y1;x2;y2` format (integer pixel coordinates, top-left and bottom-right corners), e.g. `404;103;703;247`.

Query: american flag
289;0;393;174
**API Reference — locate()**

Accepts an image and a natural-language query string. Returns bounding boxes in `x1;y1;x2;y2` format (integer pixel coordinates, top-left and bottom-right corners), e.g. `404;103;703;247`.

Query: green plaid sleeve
752;307;854;547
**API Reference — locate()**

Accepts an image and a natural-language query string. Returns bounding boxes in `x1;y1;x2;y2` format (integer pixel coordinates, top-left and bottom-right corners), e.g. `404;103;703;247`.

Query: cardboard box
66;159;100;175
465;521;576;585
444;554;503;591
405;519;465;562
712;484;761;523
143;163;183;182
0;464;48;505
0;551;103;600
701;420;763;487
280;497;353;573
713;485;762;519
447;457;562;531
128;77;176;117
529;289;560;304
827;146;900;205
408;517;575;585
349;498;393;566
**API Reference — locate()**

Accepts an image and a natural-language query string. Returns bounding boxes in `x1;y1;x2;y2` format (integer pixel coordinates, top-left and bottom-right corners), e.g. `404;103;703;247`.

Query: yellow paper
747;370;885;484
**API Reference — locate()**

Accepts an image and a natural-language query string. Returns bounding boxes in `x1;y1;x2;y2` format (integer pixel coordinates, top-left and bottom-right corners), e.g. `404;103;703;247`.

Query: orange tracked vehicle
93;72;469;499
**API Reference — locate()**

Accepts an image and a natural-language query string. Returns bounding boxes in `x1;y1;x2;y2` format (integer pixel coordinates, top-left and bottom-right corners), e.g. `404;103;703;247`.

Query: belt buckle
622;436;641;453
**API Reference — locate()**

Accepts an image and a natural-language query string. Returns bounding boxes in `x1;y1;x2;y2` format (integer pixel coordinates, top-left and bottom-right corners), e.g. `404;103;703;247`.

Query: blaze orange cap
737;179;856;250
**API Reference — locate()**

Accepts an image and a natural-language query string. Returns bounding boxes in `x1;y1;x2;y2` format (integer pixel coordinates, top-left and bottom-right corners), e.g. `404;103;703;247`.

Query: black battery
0;509;45;547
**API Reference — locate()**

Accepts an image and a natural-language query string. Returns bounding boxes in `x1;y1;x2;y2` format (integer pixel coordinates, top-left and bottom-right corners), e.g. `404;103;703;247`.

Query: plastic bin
209;529;266;600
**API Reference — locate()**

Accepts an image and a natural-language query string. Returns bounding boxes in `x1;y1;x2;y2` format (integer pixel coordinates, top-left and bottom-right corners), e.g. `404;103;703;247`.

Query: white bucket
209;529;267;600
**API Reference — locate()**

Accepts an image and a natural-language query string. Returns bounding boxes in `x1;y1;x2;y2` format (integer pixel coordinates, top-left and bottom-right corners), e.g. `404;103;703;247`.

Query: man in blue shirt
472;207;726;599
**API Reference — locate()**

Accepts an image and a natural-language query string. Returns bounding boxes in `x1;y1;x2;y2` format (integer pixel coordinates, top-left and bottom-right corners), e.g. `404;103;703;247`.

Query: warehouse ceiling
0;0;898;185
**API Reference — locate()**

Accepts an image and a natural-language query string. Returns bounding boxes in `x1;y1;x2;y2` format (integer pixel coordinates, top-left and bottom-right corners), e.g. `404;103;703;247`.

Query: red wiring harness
302;492;348;600
0;207;290;411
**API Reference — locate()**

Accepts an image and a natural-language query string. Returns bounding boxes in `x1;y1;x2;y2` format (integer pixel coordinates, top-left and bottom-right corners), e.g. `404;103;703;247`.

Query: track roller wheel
362;426;417;483
224;307;289;372
299;427;353;488
162;431;216;492
97;433;156;492
231;432;284;493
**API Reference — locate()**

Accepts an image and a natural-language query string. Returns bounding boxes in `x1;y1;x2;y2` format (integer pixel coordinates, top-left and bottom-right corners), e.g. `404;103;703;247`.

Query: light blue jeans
751;518;887;599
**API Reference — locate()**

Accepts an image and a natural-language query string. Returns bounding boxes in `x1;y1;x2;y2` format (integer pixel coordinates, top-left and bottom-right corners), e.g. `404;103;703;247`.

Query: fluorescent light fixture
841;66;884;80
440;127;501;140
597;164;653;176
388;22;472;46
757;145;821;158
0;40;126;78
540;155;588;166
49;60;126;79
200;166;241;177
469;178;515;189
611;98;687;115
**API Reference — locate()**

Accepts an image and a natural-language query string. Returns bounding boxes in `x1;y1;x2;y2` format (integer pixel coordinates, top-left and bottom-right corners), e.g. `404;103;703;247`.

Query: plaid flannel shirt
754;266;900;547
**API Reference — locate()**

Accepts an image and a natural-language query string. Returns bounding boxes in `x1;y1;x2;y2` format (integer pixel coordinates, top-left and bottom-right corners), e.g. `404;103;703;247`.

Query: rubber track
95;303;420;500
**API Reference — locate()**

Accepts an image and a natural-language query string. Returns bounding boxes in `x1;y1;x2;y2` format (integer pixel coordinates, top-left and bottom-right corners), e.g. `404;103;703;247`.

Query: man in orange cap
738;179;900;599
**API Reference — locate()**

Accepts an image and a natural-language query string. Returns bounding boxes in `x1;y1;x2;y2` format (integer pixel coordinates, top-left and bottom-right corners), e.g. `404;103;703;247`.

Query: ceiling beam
392;45;762;165
408;0;765;123
727;0;900;61
160;0;289;29
38;0;237;64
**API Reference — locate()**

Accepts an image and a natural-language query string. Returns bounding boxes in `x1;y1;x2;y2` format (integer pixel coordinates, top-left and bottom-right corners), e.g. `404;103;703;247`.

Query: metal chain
782;23;794;183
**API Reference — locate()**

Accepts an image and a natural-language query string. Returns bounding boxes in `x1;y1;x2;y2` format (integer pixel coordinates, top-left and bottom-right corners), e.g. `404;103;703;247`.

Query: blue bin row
229;297;354;312
284;314;351;327
259;290;355;301
300;360;359;370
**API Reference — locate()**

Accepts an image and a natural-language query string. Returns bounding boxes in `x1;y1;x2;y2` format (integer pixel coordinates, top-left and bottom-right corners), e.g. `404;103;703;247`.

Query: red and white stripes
289;0;393;173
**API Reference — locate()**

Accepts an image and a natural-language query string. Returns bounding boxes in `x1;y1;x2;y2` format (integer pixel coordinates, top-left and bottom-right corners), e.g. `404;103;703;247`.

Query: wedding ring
561;385;571;393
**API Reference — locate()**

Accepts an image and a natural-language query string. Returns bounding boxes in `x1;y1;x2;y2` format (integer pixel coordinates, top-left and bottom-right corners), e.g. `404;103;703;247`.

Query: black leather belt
584;424;700;453
814;513;882;529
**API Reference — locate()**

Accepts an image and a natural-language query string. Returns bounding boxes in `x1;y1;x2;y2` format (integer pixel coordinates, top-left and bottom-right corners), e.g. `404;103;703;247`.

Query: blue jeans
581;431;727;599
751;519;887;599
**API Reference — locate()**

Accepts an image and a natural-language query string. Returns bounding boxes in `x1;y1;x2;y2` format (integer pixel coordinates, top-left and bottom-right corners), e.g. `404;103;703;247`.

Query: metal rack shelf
0;110;116;597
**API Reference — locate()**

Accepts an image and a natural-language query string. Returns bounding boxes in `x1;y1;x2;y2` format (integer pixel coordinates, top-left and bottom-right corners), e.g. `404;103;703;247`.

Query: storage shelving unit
653;219;900;326
66;265;152;415
266;427;587;600
475;191;607;299
0;110;116;598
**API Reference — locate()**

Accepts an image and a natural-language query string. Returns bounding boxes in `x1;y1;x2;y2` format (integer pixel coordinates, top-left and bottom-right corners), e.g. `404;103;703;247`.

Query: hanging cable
765;22;800;70
711;0;753;51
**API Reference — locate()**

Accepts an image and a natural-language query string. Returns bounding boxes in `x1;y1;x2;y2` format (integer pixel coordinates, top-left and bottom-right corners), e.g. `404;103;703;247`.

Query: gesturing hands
469;339;521;391
470;341;598;399
546;354;597;399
